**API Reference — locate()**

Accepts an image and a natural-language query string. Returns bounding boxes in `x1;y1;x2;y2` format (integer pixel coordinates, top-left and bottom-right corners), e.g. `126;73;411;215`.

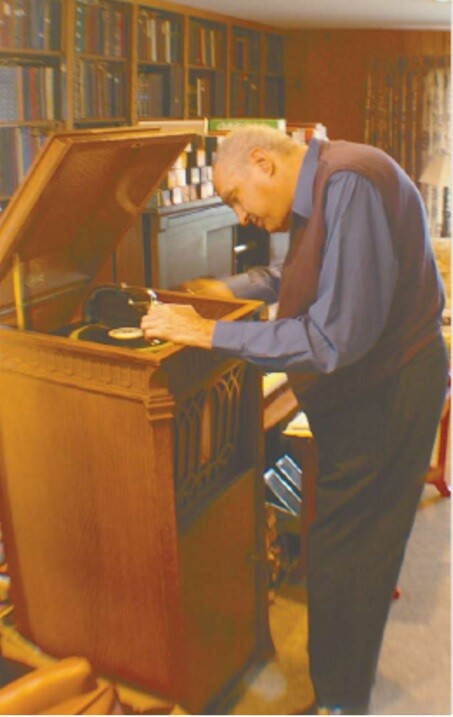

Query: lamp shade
419;152;451;187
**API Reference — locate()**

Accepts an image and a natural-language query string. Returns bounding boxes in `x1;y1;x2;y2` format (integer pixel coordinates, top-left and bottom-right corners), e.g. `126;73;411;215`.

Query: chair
425;376;451;497
0;656;123;715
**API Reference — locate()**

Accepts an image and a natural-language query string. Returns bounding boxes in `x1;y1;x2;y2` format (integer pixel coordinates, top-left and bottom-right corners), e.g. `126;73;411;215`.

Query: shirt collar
292;137;321;219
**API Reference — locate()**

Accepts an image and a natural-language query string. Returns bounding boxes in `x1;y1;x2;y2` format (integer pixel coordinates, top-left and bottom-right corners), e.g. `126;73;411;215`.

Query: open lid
0;128;195;331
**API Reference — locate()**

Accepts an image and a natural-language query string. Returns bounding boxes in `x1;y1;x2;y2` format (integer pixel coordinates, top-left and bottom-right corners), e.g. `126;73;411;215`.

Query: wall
284;30;450;141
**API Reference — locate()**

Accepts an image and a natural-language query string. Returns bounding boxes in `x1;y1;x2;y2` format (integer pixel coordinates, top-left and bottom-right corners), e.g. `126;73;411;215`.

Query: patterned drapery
420;65;451;236
364;56;450;236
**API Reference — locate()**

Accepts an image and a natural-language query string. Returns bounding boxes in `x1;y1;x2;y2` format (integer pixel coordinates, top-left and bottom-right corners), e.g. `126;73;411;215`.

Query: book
0;66;17;121
213;72;225;116
169;64;183;118
207;117;286;132
234;36;246;70
137;71;164;117
196;75;211;117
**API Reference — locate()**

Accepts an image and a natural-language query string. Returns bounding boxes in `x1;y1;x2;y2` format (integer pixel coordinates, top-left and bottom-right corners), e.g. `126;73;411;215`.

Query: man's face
213;148;292;233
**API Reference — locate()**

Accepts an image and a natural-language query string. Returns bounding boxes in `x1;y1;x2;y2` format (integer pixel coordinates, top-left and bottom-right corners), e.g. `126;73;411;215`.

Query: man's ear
249;147;275;176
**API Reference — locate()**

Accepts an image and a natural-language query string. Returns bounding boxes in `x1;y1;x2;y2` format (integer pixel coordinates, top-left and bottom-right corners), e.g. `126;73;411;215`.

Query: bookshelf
0;0;285;204
0;0;63;207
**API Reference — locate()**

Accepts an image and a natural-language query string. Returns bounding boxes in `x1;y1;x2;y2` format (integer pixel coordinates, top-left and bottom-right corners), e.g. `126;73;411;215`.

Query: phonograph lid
0;128;194;331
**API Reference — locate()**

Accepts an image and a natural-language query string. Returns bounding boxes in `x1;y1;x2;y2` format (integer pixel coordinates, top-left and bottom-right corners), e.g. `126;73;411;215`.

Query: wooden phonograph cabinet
0;129;272;713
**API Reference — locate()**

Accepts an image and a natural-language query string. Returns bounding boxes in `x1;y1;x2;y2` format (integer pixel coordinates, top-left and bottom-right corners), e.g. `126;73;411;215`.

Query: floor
223;484;451;716
0;486;449;716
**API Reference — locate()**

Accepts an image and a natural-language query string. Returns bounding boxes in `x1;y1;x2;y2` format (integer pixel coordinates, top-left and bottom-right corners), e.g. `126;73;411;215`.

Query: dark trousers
306;336;449;714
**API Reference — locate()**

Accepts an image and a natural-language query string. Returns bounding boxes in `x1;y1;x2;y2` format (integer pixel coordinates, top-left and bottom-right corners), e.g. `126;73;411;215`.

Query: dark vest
277;140;444;414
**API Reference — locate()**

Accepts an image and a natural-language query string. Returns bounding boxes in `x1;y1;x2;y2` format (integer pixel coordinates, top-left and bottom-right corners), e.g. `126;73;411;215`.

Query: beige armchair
0;656;123;715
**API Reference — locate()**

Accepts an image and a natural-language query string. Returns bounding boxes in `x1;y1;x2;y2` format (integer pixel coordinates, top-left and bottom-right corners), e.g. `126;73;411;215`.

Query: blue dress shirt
212;139;399;374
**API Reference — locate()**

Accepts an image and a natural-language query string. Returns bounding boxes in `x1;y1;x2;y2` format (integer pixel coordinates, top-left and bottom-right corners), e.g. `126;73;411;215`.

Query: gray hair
214;125;296;172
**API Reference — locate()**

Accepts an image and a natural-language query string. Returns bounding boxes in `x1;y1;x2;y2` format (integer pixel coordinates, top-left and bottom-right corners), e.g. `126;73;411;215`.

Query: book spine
16;125;25;181
15;65;23;120
149;16;157;62
169;64;183;118
45;66;54;119
214;71;225;116
0;1;13;48
28;65;37;119
0;66;18;121
75;2;84;54
170;19;181;64
162;19;171;63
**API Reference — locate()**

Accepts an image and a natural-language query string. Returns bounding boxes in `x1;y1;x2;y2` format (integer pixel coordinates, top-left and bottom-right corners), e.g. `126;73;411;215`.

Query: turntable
60;283;166;350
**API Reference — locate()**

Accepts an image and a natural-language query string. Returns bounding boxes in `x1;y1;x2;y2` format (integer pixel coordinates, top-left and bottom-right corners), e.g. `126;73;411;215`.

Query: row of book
153;134;219;207
74;59;125;119
232;32;260;73
75;0;129;58
188;72;226;119
264;77;284;117
230;73;260;117
137;72;164;118
169;135;218;167
0;65;57;121
156;181;215;207
165;164;214;190
137;10;181;64
0;125;47;196
265;33;284;75
0;0;60;51
189;22;225;69
137;67;183;118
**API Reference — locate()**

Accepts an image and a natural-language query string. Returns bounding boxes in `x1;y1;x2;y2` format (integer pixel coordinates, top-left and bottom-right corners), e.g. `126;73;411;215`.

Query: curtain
365;57;422;180
420;65;451;236
364;57;450;235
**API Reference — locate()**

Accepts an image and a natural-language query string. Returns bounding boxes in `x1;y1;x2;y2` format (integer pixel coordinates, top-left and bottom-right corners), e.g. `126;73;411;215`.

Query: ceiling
171;0;451;30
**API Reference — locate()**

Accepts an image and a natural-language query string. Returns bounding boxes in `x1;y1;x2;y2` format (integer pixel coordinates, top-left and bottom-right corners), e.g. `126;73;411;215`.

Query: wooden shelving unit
0;0;285;200
0;0;64;198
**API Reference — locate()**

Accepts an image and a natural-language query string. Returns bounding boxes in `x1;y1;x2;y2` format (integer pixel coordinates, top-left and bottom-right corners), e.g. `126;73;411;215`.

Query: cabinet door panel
179;470;261;712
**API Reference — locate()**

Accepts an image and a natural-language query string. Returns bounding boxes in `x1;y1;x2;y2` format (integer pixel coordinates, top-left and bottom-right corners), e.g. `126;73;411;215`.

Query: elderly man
141;126;447;715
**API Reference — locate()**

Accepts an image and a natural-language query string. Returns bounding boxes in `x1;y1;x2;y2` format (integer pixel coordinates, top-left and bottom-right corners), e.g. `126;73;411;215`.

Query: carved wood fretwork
174;362;246;524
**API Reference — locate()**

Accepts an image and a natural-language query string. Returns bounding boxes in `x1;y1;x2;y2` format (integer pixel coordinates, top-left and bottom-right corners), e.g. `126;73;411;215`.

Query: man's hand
140;303;216;349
